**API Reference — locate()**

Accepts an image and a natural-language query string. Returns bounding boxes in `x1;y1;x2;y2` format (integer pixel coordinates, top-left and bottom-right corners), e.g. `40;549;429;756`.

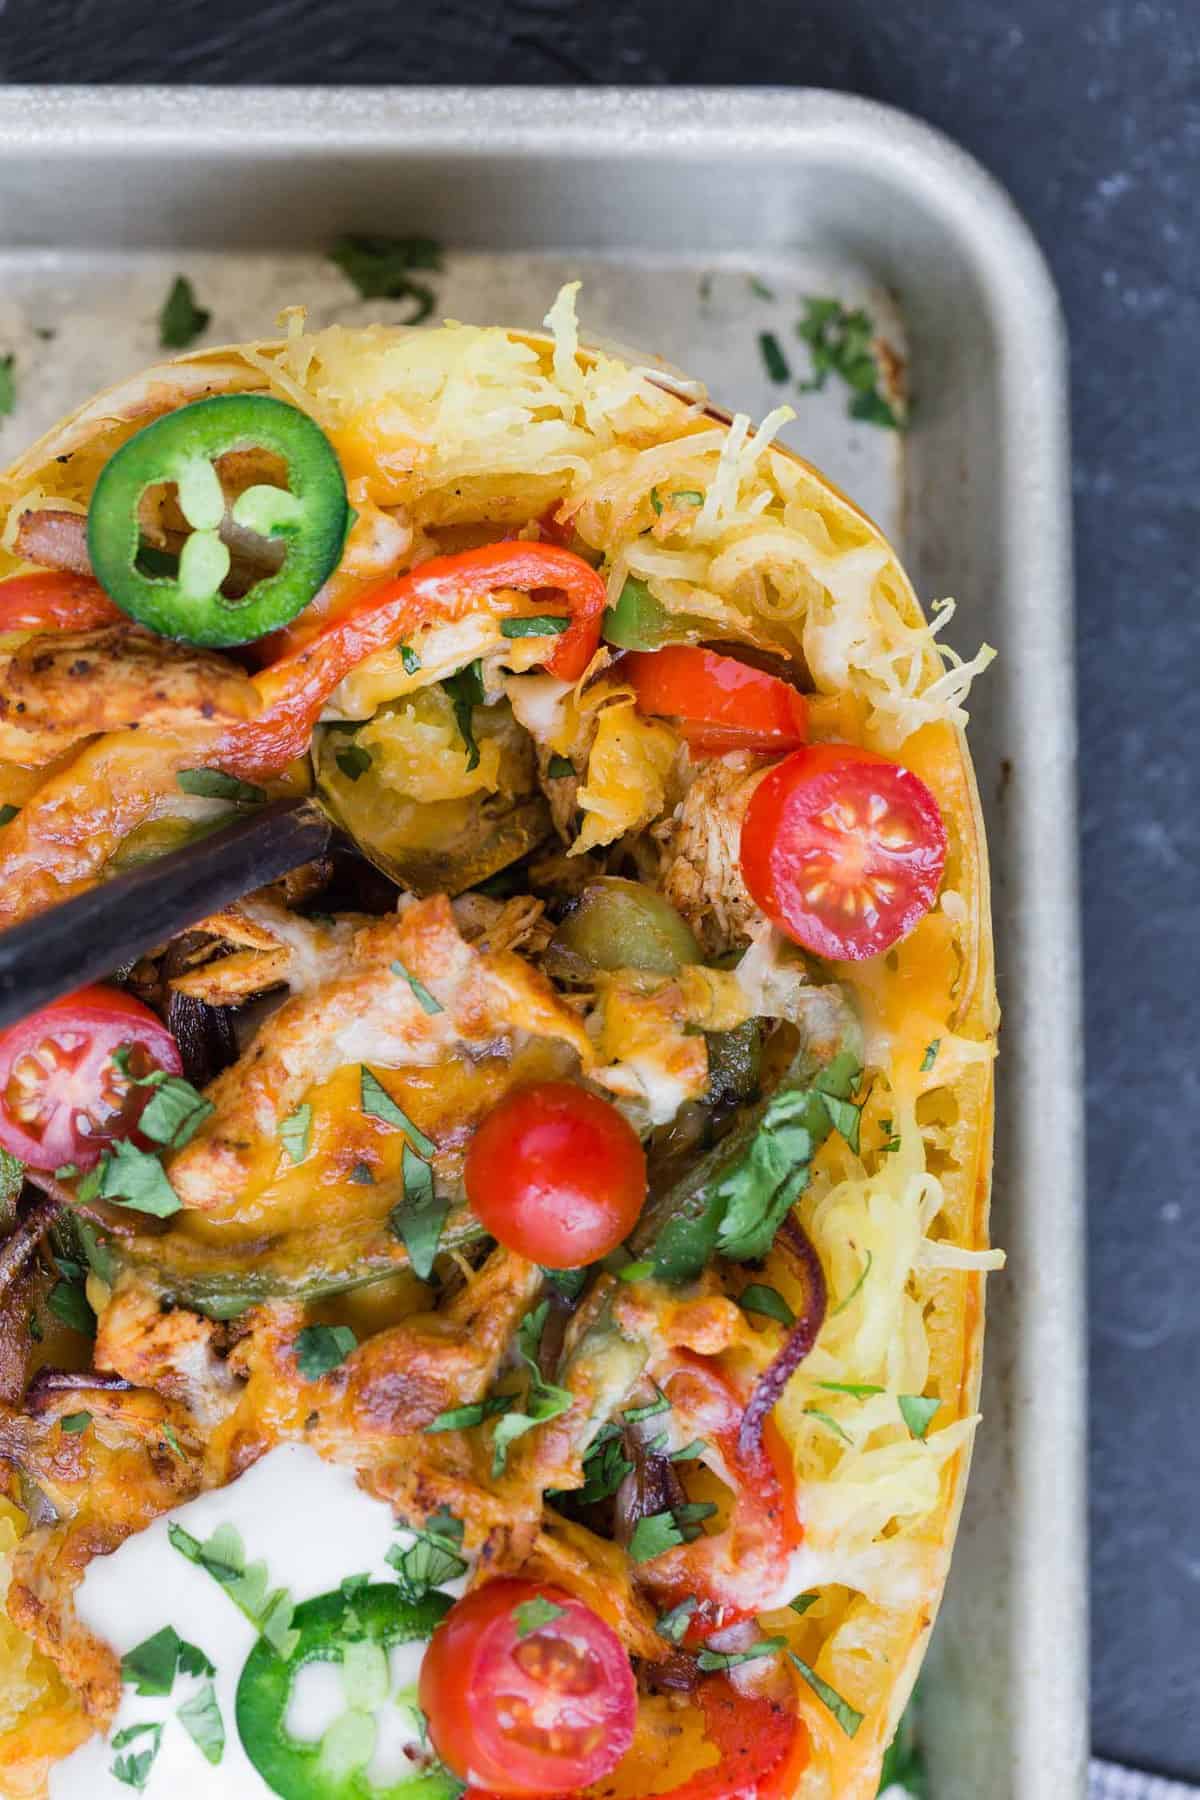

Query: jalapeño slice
236;1583;453;1800
87;394;349;647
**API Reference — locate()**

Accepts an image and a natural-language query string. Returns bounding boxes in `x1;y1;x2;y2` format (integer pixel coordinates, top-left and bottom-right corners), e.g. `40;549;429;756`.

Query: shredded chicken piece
450;892;550;956
166;895;592;1215
0;626;260;766
655;754;771;955
0;1389;203;1725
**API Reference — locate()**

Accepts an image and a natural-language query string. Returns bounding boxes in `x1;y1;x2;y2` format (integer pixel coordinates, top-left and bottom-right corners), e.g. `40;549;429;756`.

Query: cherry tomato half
739;743;947;961
419;1578;636;1796
464;1081;646;1269
0;571;122;633
0;985;182;1170
625;646;808;757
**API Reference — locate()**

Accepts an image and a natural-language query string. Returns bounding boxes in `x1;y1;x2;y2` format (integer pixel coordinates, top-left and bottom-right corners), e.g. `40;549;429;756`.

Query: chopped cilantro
176;768;265;805
111;1721;163;1792
576;1427;634;1504
649;486;664;515
0;354;16;417
789;1591;820;1616
796;297;903;430
359;1067;435;1155
629;1511;685;1562
60;1411;91;1434
425;1394;514;1434
330;235;443;323
817;1380;884;1399
788;1651;864;1737
278;1104;313;1165
500;614;569;639
121;1625;214;1696
294;1324;357;1381
47;1278;94;1336
387;1506;466;1602
617;1259;654;1283
543;1264;589;1301
389;1143;447;1280
547;753;574;779
162;1424;185;1461
349;1161;375;1184
669;1438;707;1462
0;803;20;827
748;276;776;301
391;959;443;1015
177;1680;225;1764
399;644;421;674
443;659;486;773
898;1394;941;1441
697;1636;784;1672
168;1521;298;1659
623;1389;670;1425
513;1596;566;1638
920;1038;941;1072
804;1406;853;1445
98;1141;183;1217
655;1596;698;1644
137;1075;213;1150
832;1248;873;1316
336;743;373;782
758;331;791;384
671;489;704;506
738;1284;795;1326
673;1502;717;1538
159;276;211;350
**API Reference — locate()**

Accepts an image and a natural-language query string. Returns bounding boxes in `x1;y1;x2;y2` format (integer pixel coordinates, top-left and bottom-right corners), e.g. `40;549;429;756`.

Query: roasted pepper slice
236;1583;455;1800
87;395;350;648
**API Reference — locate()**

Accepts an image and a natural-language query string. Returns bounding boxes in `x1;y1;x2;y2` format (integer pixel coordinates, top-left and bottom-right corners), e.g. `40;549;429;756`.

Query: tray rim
0;83;1086;1796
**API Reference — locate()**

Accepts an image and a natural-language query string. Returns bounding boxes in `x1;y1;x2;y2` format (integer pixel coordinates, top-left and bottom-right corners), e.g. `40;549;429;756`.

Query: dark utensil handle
0;798;330;1030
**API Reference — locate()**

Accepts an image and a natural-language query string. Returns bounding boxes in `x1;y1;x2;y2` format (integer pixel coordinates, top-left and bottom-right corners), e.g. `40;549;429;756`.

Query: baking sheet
0;87;1085;1800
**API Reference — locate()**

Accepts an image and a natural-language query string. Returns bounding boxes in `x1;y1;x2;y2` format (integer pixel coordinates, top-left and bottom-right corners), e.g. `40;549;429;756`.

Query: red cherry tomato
463;1081;646;1269
739;743;947;960
0;571;122;632
0;985;182;1170
625;647;808;757
418;1578;636;1796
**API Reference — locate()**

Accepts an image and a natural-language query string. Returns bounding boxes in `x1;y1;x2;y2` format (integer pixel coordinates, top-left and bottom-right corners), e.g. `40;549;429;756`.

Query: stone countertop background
1;0;1197;1780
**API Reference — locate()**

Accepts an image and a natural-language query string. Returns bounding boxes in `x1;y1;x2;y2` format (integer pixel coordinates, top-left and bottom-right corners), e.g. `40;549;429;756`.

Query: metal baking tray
0;87;1085;1799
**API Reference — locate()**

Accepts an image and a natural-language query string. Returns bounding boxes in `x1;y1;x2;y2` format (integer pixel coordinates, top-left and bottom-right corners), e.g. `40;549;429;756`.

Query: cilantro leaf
389;1143;447;1280
796;298;903;430
138;1076;214;1150
543;1264;589;1301
349;1160;375;1184
832;1248;873;1315
111;1722;163;1792
697;1635;784;1671
629;1511;685;1561
0;354;15;417
490;1384;572;1477
177;1679;225;1765
60;1411;91;1434
159;276;211;350
575;1428;634;1504
425;1394;514;1434
399;644;421;674
294;1324;357;1381
387;1506;467;1602
655;1596;698;1644
623;1389;670;1425
788;1651;864;1737
121;1625;214;1695
359;1067;435;1155
278;1104;313;1165
391;959;443;1015
330;236;443;322
168;1521;298;1659
500;615;570;639
99;1142;183;1217
176;767;265;805
513;1597;566;1638
443;660;486;772
47;1278;95;1336
547;754;574;779
336;743;372;782
161;1424;186;1461
669;1438;707;1462
738;1284;795;1326
0;804;19;828
789;1592;820;1616
804;1406;853;1445
617;1260;654;1283
759;331;791;384
817;1380;884;1399
920;1038;941;1073
898;1394;941;1440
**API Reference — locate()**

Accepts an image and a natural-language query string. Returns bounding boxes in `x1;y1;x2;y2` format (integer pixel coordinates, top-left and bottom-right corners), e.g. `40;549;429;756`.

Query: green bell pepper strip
236;1583;455;1800
87;394;350;648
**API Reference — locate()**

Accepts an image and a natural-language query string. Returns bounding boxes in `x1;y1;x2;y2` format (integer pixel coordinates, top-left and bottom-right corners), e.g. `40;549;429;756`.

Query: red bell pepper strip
463;1676;807;1800
219;541;608;779
641;1352;803;1642
0;571;123;632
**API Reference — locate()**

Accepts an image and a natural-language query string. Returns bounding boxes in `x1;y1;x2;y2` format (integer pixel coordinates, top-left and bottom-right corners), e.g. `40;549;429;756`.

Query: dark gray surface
1;0;1197;1781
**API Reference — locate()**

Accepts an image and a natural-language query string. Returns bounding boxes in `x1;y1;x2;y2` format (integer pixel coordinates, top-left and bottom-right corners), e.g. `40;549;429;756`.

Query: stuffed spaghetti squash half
0;286;999;1800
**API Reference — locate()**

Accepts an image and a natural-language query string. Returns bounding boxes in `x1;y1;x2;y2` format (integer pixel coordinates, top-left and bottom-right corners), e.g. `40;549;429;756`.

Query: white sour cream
50;1444;447;1799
